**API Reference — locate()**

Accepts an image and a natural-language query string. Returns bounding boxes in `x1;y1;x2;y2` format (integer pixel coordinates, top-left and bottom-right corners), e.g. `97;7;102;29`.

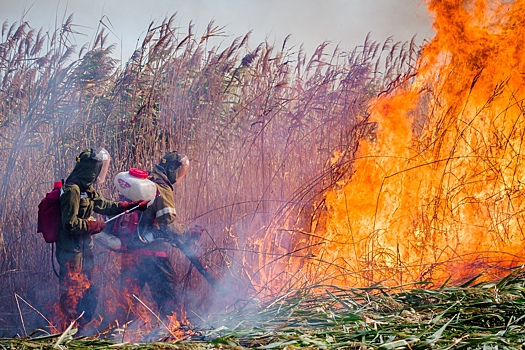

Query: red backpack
37;181;63;243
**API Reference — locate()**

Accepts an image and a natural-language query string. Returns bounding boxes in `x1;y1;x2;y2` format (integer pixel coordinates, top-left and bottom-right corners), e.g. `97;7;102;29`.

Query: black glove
87;220;106;235
118;200;149;213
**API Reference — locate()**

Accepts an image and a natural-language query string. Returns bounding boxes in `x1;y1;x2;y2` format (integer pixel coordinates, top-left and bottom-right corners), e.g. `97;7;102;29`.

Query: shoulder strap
51;242;59;278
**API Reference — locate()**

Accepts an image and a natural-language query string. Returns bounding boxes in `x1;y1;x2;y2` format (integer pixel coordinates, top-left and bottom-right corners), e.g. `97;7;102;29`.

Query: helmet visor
173;162;189;183
94;148;111;184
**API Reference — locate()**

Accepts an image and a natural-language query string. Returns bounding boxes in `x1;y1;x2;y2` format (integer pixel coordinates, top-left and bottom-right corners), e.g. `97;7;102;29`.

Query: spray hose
105;200;149;224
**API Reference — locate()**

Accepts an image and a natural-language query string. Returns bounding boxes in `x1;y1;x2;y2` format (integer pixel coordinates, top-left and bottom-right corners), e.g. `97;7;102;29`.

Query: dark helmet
66;148;103;190
159;151;189;184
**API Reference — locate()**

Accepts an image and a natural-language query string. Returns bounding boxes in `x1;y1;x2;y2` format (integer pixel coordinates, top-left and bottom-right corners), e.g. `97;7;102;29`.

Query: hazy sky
1;0;435;60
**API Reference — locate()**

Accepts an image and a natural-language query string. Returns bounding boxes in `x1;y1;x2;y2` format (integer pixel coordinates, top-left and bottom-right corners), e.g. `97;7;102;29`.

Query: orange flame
96;252;198;342
56;269;92;331
310;0;525;287
166;311;182;331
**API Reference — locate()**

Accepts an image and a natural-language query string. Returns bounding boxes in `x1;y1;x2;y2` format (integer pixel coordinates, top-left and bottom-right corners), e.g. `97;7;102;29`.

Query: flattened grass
4;269;525;349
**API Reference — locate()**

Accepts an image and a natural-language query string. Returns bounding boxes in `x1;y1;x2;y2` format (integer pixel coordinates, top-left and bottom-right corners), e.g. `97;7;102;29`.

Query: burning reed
311;0;525;288
3;0;524;347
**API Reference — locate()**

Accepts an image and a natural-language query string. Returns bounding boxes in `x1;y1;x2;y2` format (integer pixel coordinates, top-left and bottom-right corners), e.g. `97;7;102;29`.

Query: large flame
311;0;525;287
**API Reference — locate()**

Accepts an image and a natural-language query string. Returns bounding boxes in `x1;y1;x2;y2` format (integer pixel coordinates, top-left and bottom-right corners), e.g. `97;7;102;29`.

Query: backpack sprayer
95;168;156;251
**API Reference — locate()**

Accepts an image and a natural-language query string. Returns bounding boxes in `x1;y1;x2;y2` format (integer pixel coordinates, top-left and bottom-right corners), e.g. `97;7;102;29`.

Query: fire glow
310;0;525;287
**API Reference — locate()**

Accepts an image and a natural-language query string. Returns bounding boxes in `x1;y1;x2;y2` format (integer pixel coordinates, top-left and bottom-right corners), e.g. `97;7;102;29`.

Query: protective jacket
58;185;121;252
121;165;186;253
57;153;121;253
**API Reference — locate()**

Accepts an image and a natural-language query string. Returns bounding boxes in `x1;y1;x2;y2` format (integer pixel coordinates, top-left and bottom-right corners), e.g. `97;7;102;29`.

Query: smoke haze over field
1;0;434;60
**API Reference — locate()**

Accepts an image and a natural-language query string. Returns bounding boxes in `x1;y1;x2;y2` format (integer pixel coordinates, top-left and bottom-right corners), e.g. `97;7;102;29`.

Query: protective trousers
56;248;98;329
118;252;178;322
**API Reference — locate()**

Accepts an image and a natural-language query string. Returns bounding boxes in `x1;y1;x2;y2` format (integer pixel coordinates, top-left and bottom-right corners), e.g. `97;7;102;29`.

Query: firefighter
112;151;190;324
57;148;145;331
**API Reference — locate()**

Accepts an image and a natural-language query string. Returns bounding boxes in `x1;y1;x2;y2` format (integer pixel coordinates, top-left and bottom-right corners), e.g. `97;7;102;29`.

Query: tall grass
0;14;418;334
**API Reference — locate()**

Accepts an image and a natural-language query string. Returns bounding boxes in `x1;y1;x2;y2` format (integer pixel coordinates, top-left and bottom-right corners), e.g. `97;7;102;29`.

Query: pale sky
1;0;434;61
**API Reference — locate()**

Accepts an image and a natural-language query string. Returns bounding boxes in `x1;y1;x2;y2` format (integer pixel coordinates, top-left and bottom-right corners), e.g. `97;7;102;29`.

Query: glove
87;220;106;235
184;225;205;243
119;200;149;212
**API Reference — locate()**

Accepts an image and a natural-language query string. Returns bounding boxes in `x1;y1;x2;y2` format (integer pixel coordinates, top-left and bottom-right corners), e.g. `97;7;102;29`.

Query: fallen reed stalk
2;269;524;349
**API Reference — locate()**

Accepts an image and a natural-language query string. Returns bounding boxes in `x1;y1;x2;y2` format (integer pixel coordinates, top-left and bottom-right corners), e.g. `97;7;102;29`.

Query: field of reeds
0;12;418;338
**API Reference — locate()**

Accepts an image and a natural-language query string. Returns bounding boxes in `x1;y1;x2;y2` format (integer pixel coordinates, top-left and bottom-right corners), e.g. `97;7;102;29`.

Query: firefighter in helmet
57;148;146;331
113;151;190;324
